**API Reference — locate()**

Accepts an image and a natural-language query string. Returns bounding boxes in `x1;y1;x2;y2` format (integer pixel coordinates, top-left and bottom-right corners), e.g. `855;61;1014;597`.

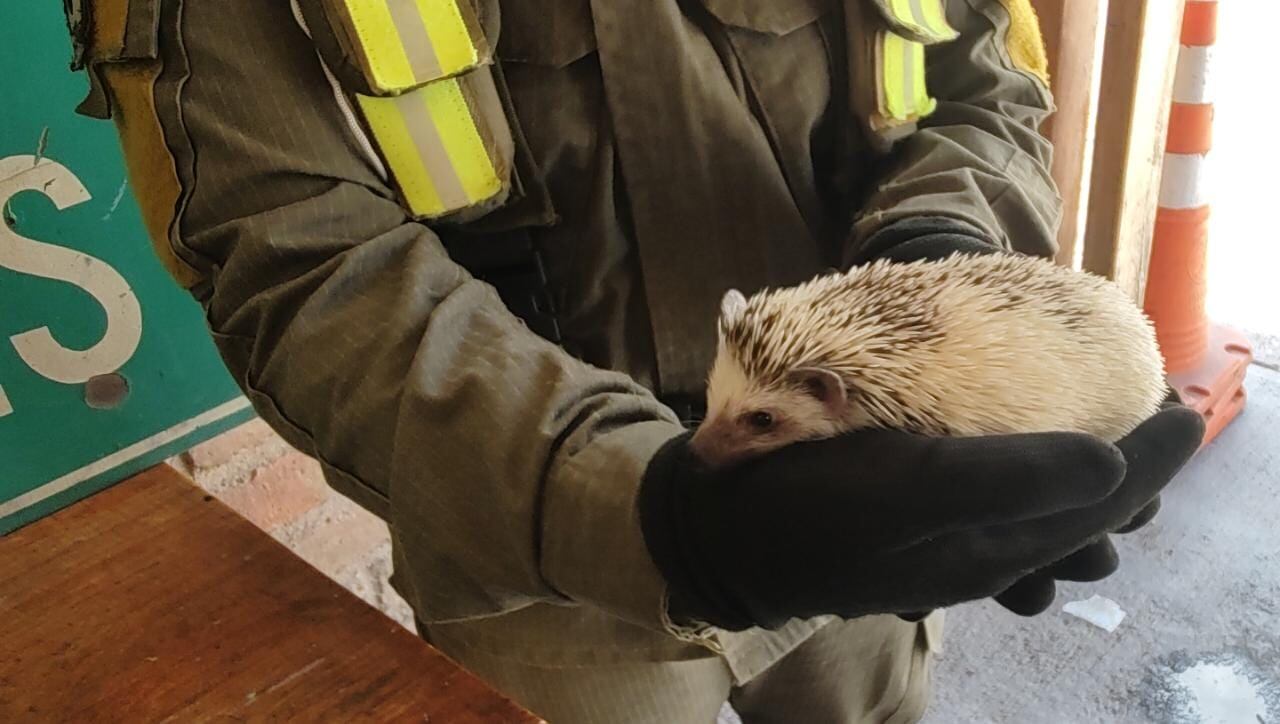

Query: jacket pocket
295;0;493;97
698;0;839;240
496;0;598;67
700;0;830;35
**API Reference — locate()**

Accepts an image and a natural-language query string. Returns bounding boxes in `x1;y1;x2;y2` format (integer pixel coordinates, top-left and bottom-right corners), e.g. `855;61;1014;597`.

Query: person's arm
77;0;684;631
845;0;1061;266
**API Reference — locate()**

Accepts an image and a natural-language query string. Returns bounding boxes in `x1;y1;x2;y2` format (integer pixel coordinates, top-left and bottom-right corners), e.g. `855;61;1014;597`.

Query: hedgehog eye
745;411;775;432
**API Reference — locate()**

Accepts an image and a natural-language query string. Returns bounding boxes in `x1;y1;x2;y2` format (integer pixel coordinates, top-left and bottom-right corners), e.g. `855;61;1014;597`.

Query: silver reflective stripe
397;93;470;211
385;0;443;82
902;37;920;115
908;0;929;32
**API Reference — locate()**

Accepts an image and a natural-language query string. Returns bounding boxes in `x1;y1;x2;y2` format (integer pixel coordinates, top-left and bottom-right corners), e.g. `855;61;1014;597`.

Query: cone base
1167;323;1254;448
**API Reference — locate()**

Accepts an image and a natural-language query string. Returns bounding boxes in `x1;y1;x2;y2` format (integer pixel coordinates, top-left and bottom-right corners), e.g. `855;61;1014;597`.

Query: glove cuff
849;215;1005;267
637;434;759;631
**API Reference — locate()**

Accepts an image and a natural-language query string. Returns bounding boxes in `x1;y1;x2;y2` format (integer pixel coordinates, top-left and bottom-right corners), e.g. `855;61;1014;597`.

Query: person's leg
423;622;733;724
729;615;937;724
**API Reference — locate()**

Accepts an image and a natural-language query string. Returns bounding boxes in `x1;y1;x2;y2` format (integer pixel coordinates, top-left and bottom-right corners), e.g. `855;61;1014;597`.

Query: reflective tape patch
356;72;507;218
1172;45;1214;105
359;92;449;214
423;77;501;203
878;31;936;123
1159;152;1210;210
877;0;958;43
417;0;480;75
333;0;486;94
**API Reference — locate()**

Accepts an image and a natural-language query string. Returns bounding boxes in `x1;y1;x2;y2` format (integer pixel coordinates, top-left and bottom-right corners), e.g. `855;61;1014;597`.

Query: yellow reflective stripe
423;78;502;202
415;0;479;77
886;0;957;43
916;0;957;41
337;0;485;92
882;32;909;120
908;39;936;116
356;93;446;216
880;32;935;122
342;0;416;91
356;76;505;217
889;0;914;27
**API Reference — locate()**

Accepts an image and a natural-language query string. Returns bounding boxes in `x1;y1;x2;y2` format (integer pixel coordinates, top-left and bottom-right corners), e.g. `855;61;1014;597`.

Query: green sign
1;3;253;534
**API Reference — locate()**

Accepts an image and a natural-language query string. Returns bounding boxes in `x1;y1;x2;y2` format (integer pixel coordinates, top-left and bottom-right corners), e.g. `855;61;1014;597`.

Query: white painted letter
0;155;143;385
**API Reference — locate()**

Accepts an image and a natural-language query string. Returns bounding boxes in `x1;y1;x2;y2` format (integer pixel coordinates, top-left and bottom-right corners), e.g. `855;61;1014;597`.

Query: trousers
422;613;936;724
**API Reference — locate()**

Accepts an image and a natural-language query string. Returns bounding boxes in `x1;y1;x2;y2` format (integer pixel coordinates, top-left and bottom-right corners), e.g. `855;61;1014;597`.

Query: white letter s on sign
0;155;143;416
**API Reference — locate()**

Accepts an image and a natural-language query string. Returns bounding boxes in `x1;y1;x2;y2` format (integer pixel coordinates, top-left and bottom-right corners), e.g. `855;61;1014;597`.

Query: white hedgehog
688;253;1169;470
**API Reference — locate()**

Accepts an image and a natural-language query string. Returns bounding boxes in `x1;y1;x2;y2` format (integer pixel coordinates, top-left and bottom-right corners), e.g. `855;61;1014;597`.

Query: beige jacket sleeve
847;0;1064;260
81;0;685;631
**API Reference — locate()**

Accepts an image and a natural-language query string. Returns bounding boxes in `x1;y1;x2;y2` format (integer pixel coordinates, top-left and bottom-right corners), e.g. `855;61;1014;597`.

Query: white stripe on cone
1159;153;1211;210
1173;45;1214;105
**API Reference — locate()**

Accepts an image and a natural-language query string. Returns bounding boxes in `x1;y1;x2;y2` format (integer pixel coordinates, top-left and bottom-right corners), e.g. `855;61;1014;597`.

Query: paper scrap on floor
1062;595;1127;632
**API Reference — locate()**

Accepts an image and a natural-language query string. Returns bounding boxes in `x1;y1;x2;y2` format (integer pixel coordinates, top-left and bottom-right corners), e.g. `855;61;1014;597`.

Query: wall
166;418;415;631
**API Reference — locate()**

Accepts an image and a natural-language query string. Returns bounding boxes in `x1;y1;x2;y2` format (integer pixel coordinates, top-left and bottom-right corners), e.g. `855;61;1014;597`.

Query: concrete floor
919;361;1280;724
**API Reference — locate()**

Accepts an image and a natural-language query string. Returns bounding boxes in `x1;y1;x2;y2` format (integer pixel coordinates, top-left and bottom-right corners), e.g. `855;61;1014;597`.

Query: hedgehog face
690;351;850;470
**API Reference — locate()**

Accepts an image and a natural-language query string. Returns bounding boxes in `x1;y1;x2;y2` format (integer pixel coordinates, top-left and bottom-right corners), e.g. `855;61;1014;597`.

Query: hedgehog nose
688;426;731;470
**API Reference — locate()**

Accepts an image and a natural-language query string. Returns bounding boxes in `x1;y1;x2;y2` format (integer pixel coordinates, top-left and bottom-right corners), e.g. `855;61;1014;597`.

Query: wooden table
0;465;543;723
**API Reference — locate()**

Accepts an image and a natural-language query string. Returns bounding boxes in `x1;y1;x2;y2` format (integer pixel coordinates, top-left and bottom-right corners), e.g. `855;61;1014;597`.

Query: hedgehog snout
688;420;747;471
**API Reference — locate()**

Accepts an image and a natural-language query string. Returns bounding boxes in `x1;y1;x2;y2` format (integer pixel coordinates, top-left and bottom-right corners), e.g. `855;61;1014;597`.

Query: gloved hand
989;389;1186;616
853;215;1182;617
637;403;1203;631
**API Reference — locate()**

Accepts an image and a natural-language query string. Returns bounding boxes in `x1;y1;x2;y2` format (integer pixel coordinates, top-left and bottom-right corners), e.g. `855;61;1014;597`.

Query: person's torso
451;0;880;398
402;0;901;674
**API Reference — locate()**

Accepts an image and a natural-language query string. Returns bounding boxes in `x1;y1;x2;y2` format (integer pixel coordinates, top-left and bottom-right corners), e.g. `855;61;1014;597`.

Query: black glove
639;373;1204;633
991;389;1186;615
853;215;1179;617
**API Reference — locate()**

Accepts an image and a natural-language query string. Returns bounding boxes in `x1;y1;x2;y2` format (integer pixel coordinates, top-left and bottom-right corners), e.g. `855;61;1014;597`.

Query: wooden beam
1082;0;1188;302
0;465;545;723
1032;0;1108;269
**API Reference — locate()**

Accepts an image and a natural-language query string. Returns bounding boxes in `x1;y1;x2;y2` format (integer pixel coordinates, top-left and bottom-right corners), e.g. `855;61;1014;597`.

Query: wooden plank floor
0;464;543;723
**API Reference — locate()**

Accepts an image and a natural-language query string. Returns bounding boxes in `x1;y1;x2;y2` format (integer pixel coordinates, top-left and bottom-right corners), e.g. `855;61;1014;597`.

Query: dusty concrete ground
1244;330;1279;372
918;363;1280;724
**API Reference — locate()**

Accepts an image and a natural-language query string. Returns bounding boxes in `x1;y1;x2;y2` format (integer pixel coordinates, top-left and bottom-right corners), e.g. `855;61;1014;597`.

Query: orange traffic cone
1143;0;1252;446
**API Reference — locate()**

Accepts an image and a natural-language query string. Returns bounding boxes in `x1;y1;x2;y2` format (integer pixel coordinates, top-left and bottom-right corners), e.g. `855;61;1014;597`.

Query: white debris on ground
1061;595;1127;633
1172;661;1270;724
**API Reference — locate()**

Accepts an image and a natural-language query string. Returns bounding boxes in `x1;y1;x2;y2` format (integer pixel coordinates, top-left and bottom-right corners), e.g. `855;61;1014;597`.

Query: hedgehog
688;253;1169;470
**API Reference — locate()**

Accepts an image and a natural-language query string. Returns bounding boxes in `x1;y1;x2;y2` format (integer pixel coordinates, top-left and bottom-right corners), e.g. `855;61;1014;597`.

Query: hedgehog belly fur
707;253;1168;458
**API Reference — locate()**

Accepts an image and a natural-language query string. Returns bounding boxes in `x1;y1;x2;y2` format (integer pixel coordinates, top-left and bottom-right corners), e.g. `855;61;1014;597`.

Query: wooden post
1031;0;1109;270
1081;0;1188;302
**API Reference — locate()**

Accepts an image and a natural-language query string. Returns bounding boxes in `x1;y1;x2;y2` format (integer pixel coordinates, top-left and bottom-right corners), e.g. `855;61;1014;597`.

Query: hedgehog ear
789;367;847;416
720;289;747;325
